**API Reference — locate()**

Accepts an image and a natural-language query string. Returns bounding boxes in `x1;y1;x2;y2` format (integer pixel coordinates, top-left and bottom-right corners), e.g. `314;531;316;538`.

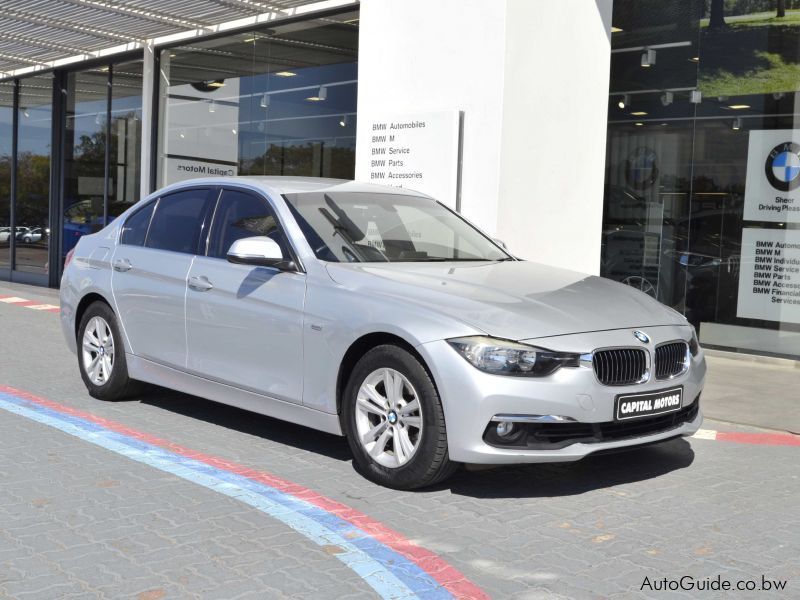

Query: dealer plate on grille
615;386;683;421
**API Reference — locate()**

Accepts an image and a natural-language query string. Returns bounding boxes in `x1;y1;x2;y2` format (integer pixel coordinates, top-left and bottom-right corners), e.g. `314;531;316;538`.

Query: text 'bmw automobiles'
60;177;705;489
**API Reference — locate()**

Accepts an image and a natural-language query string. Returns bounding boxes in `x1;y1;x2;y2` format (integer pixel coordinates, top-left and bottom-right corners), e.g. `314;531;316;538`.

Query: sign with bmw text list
356;110;461;208
737;228;800;324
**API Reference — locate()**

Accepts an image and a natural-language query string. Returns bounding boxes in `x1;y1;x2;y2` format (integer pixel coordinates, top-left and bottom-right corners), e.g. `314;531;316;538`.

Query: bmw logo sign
633;330;650;344
765;142;800;192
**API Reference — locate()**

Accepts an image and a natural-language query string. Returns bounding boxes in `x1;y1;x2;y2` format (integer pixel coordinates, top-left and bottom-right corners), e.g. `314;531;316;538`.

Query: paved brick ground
0;282;798;599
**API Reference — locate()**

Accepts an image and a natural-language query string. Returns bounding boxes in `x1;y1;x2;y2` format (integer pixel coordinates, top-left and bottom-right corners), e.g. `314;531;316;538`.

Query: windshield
283;191;511;263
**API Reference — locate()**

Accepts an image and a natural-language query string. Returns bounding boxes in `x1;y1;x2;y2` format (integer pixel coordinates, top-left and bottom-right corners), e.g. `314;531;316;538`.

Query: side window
207;189;289;259
145;189;209;254
119;201;155;247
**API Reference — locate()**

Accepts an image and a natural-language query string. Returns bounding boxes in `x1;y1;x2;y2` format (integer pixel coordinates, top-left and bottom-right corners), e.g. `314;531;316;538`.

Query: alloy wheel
82;316;115;386
354;368;423;468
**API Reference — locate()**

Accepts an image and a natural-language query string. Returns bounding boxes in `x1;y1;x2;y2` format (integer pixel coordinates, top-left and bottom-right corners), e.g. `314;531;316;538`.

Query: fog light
496;421;515;437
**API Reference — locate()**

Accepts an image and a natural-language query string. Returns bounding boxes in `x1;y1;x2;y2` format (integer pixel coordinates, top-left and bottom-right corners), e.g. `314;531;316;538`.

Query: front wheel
342;345;458;489
77;301;141;401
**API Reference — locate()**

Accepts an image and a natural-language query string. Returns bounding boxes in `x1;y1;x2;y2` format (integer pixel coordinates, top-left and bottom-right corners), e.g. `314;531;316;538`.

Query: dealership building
0;0;798;360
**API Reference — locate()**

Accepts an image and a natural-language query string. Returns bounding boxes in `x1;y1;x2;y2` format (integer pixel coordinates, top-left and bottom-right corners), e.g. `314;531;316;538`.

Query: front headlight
447;336;580;377
689;325;700;357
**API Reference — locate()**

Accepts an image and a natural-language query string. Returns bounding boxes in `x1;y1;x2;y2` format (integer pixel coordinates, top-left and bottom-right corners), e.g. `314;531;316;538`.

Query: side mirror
492;237;508;250
226;236;295;270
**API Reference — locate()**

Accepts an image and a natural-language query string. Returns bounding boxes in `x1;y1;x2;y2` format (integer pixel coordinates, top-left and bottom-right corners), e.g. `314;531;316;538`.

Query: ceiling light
339;114;348;127
307;85;327;101
635;122;644;126
690;56;699;63
732;118;742;131
611;26;623;33
232;128;237;135
208;100;216;113
641;48;656;68
179;131;185;139
275;71;296;77
243;36;257;43
727;104;750;110
618;94;630;109
660;91;674;106
260;93;270;109
205;80;225;88
631;111;648;116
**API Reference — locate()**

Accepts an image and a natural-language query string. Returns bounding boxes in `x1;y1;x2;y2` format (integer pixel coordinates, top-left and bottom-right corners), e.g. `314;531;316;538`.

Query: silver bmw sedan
60;177;705;489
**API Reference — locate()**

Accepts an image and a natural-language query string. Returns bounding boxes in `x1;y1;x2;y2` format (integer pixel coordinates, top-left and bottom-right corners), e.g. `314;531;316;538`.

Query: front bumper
417;325;705;464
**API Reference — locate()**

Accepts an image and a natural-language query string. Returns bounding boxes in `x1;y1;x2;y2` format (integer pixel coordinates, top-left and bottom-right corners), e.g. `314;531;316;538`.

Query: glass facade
16;75;53;276
0;10;357;287
604;0;800;358
0;81;12;272
63;60;143;261
156;14;358;187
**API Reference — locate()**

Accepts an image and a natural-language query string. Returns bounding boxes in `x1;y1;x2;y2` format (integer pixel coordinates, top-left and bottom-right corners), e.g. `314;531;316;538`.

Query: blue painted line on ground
0;391;453;600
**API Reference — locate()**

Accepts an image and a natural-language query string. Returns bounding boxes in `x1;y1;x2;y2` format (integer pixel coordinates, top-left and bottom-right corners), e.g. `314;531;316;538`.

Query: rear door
111;187;215;369
185;187;306;404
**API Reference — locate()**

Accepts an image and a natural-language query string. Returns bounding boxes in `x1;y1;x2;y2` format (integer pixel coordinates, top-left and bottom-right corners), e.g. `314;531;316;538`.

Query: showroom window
0;81;12;273
62;59;143;263
15;74;53;277
156;11;358;188
604;0;800;358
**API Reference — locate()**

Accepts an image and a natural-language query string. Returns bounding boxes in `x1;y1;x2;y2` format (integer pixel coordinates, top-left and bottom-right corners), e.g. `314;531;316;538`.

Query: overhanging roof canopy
0;0;357;79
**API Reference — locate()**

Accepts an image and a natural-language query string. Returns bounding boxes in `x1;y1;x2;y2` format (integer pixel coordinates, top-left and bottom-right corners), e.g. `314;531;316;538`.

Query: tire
23;236;31;243
342;344;459;489
77;301;142;401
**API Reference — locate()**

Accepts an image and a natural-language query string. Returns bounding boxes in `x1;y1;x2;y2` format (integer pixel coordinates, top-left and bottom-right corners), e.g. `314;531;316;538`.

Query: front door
185;187;306;404
111;187;214;369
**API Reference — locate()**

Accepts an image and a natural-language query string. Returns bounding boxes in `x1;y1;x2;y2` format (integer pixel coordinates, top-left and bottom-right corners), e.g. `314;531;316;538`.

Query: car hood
325;260;686;340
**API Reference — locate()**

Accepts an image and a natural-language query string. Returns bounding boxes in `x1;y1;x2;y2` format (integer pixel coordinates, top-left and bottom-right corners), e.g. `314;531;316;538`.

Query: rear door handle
188;275;214;292
112;258;132;272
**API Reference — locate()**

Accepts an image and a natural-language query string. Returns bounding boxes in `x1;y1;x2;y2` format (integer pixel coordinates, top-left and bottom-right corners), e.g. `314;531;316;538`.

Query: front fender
300;276;482;414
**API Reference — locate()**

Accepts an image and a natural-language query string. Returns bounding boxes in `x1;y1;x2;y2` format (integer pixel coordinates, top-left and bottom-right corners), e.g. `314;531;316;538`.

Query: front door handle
113;258;132;272
188;275;214;292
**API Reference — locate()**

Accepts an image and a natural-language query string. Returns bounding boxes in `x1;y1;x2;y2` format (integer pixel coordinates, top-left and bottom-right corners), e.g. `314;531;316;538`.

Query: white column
139;42;155;199
495;0;612;274
356;0;508;233
356;0;613;275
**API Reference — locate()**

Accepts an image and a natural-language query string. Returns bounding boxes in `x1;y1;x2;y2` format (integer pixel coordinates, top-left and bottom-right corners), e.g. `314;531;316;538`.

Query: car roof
154;176;433;199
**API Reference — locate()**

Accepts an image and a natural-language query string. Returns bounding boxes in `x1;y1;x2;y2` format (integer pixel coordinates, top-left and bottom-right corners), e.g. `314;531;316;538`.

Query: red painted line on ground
0;385;488;600
0;295;60;312
715;430;800;447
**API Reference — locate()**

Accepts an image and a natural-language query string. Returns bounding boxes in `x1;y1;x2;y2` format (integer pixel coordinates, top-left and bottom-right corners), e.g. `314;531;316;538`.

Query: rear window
144;189;211;254
119;201;155;247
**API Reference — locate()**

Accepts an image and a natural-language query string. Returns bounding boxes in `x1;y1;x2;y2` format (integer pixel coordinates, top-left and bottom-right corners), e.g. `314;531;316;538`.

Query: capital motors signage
744;129;800;222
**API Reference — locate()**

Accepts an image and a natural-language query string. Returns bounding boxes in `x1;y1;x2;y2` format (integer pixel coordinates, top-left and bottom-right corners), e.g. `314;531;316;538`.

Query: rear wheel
77;301;141;401
343;344;458;489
